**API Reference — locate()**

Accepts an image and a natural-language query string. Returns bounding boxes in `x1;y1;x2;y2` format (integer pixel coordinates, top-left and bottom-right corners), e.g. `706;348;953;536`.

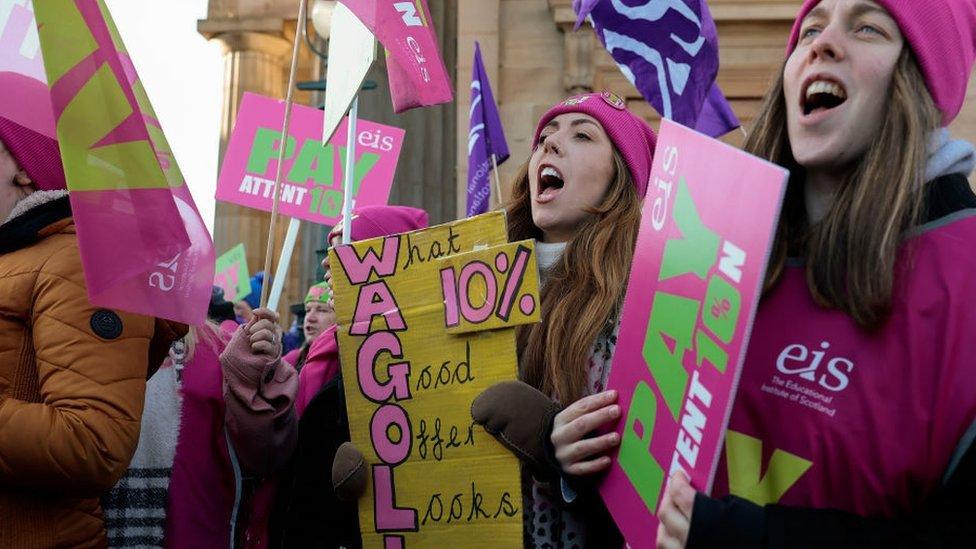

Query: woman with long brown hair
471;91;657;547
549;0;976;547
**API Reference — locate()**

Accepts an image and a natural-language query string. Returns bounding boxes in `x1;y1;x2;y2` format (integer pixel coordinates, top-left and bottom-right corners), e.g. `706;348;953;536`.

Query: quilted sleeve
0;246;155;497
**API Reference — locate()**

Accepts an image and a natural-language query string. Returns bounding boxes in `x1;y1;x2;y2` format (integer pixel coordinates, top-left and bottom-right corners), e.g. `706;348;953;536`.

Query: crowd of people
1;0;975;547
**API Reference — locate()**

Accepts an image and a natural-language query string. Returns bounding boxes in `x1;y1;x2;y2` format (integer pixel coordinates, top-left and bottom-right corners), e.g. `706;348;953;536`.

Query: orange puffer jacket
0;193;185;548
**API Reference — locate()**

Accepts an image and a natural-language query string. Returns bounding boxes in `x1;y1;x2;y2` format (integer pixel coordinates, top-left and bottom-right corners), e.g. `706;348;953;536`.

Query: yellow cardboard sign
438;241;540;334
329;212;538;548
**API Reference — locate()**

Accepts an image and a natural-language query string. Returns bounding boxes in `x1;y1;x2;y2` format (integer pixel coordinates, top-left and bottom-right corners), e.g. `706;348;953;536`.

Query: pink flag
338;0;453;112
19;0;215;326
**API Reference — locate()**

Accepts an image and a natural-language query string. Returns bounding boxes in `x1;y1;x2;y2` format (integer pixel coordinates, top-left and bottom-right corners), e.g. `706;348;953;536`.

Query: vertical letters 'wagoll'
335;235;419;536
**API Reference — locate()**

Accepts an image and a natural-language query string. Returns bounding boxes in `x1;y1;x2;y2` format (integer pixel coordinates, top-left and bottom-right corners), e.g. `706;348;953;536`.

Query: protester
281;303;305;356
252;205;428;548
210;285;242;333
235;299;254;324
101;312;297;548
244;272;266;309
535;1;976;547
281;303;305;355
303;92;656;547
282;281;336;371
0;76;186;547
459;91;656;547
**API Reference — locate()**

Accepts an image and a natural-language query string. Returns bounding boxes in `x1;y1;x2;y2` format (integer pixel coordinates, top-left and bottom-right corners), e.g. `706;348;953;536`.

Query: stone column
207;30;290;270
549;0;594;95
200;15;314;316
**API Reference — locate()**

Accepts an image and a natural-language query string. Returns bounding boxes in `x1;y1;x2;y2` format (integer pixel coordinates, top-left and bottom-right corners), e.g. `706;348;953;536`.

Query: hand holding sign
657;471;695;548
551;390;621;476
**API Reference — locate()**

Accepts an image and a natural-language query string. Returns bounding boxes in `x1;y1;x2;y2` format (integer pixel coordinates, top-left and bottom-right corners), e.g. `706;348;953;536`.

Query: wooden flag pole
260;0;308;308
490;153;503;208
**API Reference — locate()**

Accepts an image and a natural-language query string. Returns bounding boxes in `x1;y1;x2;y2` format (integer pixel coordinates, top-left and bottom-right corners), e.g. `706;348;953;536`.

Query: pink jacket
163;322;298;548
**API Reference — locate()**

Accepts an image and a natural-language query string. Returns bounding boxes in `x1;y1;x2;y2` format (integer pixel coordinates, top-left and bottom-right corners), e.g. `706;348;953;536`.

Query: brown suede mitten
332;441;368;502
471;380;562;479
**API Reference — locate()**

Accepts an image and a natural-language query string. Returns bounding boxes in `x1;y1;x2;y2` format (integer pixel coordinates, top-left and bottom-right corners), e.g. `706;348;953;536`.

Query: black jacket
272;375;361;548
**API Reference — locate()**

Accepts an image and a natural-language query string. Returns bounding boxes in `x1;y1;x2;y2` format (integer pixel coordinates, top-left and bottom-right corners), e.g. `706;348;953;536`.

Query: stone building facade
200;0;976;315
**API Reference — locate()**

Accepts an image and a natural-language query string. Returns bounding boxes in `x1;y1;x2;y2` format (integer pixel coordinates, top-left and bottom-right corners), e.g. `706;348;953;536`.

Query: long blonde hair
174;321;227;364
507;150;642;404
747;48;941;329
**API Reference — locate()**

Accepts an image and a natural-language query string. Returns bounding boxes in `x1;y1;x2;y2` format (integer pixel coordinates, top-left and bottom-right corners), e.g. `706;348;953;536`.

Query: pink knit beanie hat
349;205;429;241
786;0;976;125
0;72;66;190
532;92;657;198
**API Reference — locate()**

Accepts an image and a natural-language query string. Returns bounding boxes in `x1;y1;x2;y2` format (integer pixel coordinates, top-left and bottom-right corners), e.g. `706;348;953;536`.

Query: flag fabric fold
466;42;509;217
17;0;215;325
581;0;740;137
338;0;453;113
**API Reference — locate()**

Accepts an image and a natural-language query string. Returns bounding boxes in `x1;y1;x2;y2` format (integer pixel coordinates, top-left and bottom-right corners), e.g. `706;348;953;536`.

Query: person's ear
13;170;32;187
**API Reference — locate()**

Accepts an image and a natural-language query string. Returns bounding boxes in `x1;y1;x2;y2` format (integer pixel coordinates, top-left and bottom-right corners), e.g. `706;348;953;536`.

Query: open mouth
537;165;564;201
802;78;848;117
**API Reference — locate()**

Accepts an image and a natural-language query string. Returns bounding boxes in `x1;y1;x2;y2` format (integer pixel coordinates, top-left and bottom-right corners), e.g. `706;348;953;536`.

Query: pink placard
598;119;788;545
216;92;405;225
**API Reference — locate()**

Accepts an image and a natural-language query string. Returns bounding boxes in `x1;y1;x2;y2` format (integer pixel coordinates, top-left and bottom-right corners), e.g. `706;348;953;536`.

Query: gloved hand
332;441;368;502
471;380;562;480
221;308;283;385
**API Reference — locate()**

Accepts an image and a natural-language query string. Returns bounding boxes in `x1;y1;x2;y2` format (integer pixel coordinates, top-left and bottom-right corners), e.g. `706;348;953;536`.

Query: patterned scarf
102;342;186;547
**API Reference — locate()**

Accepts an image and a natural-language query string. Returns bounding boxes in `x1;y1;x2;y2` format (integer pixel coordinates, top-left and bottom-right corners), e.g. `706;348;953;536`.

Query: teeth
806;80;846;99
541;166;561;179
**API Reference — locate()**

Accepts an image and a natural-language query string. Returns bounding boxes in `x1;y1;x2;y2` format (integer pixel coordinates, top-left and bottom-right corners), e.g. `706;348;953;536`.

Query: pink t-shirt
711;213;976;517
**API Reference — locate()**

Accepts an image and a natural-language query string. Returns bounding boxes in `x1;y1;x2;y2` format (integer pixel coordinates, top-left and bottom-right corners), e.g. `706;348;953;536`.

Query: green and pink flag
2;0;214;325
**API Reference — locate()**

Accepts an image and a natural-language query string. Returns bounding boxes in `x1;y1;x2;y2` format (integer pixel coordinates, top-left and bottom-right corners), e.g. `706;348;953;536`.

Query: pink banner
339;0;453;113
598;119;787;545
32;0;214;325
216;92;405;226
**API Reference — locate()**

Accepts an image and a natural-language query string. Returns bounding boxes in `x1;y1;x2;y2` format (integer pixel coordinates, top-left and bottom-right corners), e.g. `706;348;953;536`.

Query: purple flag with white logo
576;0;739;137
466;41;509;217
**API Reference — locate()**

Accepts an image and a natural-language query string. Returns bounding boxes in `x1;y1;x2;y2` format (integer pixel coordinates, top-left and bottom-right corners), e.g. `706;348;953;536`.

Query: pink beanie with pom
787;0;976;125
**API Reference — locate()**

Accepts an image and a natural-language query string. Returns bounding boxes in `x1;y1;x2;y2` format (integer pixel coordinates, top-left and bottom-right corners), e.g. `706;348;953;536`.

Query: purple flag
574;0;602;29
581;0;739;137
466;41;509;217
